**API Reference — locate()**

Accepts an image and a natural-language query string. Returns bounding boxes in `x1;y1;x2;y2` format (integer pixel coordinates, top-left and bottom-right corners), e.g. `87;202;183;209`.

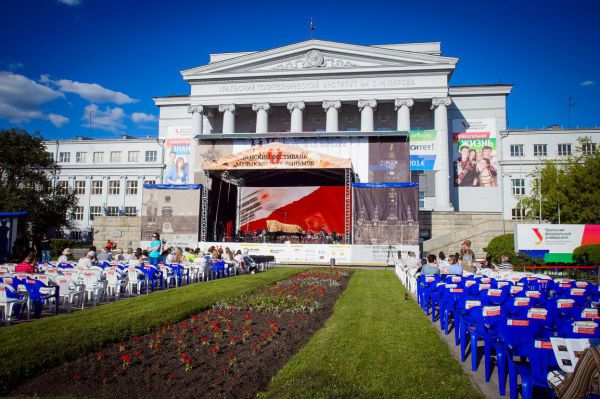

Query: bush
484;234;515;264
50;238;77;257
573;244;600;265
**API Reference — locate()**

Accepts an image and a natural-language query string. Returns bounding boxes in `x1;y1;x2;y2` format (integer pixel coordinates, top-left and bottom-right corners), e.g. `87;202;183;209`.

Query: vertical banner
451;118;499;187
163;138;191;184
352;183;419;245
409;129;437;170
141;184;202;245
368;137;410;183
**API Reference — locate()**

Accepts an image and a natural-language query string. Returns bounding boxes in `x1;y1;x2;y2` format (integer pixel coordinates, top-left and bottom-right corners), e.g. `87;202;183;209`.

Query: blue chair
507;339;558;399
23;278;58;317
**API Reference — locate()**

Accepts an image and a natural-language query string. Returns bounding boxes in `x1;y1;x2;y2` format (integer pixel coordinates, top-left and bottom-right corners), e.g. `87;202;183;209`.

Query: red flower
135;350;143;356
121;354;132;363
133;336;140;342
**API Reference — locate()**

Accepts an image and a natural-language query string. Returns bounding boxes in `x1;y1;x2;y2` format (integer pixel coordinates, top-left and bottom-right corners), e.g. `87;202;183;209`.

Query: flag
310;17;316;31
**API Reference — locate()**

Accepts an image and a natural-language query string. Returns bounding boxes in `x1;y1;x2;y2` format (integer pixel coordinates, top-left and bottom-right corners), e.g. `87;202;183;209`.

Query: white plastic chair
0;283;27;326
105;270;126;300
81;272;106;307
54;277;85;311
127;268;145;296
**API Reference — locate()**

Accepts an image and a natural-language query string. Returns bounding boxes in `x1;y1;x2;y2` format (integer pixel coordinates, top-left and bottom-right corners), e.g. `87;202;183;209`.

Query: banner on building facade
368;137;410;182
239;186;345;235
141;184;201;244
451;118;499;187
408;129;437;171
352;183;419;245
163;138;192;185
515;224;600;263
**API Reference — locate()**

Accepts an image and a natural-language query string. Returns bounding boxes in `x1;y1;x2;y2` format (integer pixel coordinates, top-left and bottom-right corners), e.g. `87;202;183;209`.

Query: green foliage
0;268;302;394
573;244;600;265
261;271;483;399
50;239;77;257
484;233;515;263
0;128;78;236
519;136;600;224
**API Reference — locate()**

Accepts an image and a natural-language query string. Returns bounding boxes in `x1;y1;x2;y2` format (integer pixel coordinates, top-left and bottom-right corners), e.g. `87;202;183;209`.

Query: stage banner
239;186;345;235
194;140;234;187
163;138;192;185
452;118;499;188
353;183;419;245
141;184;202;244
368;137;410;182
408;130;437;171
515;224;600;263
204;142;351;171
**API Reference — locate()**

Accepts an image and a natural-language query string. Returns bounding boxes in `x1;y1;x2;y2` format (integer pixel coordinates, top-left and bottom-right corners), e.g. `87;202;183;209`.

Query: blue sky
1;0;598;139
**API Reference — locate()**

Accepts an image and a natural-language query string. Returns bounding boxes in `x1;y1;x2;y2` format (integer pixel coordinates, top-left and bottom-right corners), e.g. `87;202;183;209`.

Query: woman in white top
77;251;95;268
57;248;73;264
438;252;449;274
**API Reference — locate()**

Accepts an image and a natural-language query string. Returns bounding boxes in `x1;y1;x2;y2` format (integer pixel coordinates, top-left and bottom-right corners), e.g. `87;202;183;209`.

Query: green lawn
0;268;301;394
261;270;483;399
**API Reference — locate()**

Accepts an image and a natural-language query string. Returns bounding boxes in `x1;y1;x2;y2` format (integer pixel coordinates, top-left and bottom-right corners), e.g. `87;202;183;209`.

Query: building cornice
194;131;409;141
449;85;513;96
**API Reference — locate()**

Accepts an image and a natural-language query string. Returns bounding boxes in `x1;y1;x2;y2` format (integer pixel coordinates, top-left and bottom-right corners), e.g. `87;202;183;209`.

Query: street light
538;158;542;223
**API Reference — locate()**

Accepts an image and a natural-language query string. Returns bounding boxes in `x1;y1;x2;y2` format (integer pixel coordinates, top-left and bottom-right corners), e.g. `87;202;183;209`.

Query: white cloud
58;0;81;5
0;70;64;123
131;112;157;123
41;75;137;104
580;80;595;87
83;104;126;132
48;113;70;127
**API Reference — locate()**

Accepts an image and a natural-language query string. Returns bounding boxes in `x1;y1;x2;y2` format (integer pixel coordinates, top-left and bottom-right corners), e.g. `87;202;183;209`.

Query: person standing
39;234;52;264
460;240;475;272
148;233;161;266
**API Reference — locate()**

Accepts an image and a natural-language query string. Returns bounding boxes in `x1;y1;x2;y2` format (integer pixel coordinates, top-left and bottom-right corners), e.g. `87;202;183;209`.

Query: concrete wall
92;216;142;250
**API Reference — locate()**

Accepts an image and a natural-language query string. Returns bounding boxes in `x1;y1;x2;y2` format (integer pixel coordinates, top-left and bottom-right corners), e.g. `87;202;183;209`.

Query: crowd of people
399;239;513;277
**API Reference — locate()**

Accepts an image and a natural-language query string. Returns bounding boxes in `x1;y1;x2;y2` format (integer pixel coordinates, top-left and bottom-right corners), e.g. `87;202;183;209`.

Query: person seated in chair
446;255;463;276
420;254;440;276
15;253;37;274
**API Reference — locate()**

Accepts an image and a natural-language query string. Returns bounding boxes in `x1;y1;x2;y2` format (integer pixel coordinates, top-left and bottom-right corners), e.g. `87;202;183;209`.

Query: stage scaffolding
344;168;352;245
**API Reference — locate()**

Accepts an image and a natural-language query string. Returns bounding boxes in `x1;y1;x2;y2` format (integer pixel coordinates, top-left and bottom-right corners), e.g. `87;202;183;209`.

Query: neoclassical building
154;39;511;217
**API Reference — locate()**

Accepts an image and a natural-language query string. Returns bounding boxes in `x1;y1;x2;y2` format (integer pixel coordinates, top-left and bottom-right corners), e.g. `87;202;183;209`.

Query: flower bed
11;268;351;398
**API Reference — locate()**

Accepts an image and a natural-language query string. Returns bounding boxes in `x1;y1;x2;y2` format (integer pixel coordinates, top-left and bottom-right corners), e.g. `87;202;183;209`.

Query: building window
93;152;104;163
128;151;139;162
108;180;120;195
511;178;525;195
110;151;121;163
106;206;120;216
511;208;524;220
73;206;84;221
145;150;157;162
533;144;547;157
126;180;138;195
510;145;524;157
89;206;102;220
582;142;597;155
57;180;69;193
91;180;103;195
558;144;572;156
59;152;70;163
418;191;425;209
124;206;137;216
75;152;86;163
75;180;86;195
144;180;156;186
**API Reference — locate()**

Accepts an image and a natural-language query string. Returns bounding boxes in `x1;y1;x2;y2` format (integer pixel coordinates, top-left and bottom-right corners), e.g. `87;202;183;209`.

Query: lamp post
538;158;542;223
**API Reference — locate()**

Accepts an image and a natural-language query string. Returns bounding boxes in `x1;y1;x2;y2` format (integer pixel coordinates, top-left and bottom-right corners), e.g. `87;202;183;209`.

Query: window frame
533;144;547;157
126;180;138;195
75;180;86;195
510;144;524;157
128;151;139;162
110;151;122;163
59;152;70;163
108;180;120;195
145;150;157;162
558;143;572;156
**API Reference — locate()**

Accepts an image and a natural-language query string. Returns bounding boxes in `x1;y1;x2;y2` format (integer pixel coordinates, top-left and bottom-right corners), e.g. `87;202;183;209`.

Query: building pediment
182;40;457;81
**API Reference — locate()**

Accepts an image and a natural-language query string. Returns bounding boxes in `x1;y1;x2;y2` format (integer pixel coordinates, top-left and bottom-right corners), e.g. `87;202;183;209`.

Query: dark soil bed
11;272;350;399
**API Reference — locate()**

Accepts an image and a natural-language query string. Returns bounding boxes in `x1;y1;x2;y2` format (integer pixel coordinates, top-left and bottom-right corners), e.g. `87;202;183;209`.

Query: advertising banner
368;137;410;182
141;184;201;244
515;224;600;262
203;142;351;171
408;129;437;171
163;138;192;185
239;186;345;235
353;183;419;245
452;118;499;187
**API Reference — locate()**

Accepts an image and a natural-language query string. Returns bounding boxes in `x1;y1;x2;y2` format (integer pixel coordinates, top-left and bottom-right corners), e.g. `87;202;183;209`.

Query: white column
322;101;341;132
432;97;453;211
252;103;270;133
394;98;414;131
188;105;204;135
287;101;305;132
358;100;377;132
218;104;236;134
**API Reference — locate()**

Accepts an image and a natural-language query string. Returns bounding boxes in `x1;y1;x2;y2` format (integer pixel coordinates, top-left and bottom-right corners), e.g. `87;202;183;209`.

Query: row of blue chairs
418;274;599;399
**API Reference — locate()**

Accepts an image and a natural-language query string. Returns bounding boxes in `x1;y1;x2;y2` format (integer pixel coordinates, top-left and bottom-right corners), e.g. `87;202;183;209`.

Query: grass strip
0;268;302;394
261;270;483;399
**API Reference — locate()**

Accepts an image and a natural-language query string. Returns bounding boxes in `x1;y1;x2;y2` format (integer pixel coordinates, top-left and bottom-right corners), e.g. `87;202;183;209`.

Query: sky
1;0;599;139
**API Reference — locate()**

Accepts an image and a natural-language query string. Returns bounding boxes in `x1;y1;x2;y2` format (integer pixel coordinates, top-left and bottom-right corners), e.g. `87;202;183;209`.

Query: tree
0;128;77;237
519;137;600;224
